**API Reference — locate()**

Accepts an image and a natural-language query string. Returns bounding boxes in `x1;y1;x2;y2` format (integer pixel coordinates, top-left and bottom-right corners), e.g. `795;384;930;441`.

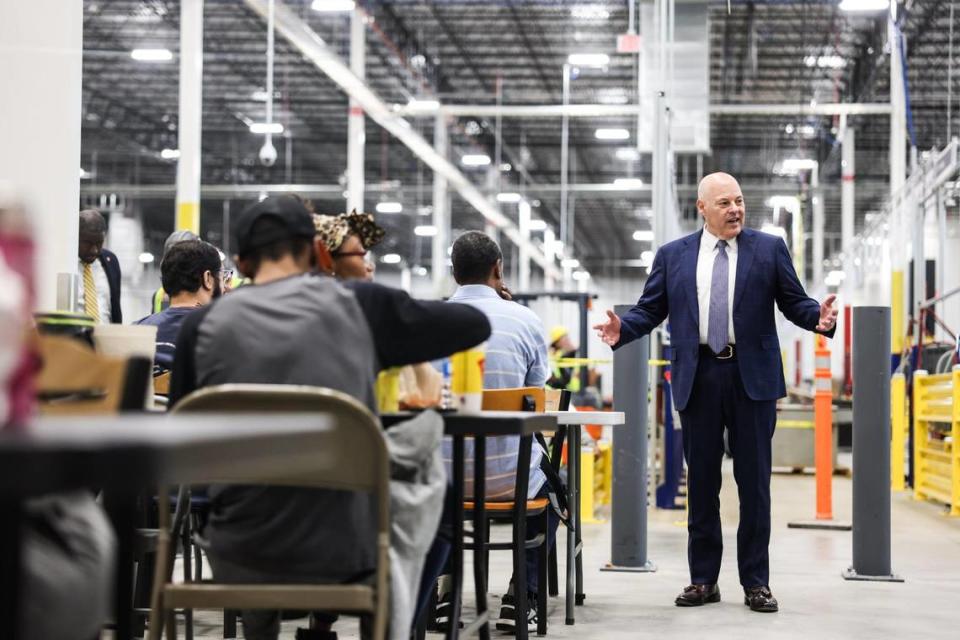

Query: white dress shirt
696;226;737;345
78;258;112;324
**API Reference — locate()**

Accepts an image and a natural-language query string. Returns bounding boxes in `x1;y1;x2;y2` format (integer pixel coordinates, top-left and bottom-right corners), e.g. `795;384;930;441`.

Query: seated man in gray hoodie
170;195;490;640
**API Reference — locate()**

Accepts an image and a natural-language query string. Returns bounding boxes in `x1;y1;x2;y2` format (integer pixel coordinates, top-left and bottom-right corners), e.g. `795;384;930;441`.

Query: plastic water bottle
440;358;452;410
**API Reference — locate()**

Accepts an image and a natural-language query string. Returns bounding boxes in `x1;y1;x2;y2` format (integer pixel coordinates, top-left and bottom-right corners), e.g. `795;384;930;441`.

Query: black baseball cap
233;195;316;257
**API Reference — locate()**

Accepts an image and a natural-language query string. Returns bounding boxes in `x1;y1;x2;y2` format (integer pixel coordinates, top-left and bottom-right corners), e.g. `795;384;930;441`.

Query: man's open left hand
816;293;838;332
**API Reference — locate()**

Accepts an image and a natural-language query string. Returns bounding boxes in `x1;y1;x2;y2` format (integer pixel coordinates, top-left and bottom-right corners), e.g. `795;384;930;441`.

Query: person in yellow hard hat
547;325;580;392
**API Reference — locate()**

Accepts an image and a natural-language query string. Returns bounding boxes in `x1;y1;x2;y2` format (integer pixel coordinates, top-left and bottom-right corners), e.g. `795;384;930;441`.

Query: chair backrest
482;386;546;412
171;383;389;504
154;371;171;395
35;334;152;415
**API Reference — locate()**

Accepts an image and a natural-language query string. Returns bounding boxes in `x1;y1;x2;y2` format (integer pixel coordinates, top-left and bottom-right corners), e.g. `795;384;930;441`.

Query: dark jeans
521;496;559;594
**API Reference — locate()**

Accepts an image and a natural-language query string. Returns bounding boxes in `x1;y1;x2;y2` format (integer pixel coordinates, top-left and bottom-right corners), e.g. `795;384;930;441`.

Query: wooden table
0;413;334;640
545;410;626;625
382;411;557;640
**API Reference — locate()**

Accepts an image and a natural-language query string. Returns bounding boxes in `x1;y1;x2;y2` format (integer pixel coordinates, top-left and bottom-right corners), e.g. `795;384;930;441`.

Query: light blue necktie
708;240;729;355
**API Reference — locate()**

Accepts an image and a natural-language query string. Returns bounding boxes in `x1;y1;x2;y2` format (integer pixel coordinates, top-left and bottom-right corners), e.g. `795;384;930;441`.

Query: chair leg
537;511;549;637
181;526;194;640
223;610;238;638
547;543;558;597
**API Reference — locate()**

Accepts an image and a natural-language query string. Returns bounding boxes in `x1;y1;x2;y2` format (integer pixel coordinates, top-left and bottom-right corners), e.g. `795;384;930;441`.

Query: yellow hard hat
550;325;569;345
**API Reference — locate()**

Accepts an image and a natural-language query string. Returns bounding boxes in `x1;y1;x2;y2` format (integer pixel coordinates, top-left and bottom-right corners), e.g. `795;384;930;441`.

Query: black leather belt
699;344;736;360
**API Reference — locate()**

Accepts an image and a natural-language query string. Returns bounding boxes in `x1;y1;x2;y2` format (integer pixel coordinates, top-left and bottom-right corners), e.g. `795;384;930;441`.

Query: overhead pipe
242;0;560;278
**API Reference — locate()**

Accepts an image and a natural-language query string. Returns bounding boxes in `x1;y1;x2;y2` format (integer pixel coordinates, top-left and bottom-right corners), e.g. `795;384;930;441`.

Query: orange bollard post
788;334;851;530
814;335;833;520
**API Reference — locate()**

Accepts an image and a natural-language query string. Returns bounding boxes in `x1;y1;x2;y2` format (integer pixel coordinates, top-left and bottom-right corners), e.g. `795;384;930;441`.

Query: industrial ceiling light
778;158;818;175
839;0;889;12
561;258;580;268
381;253;402;264
567;53;610;67
160;148;180;160
311;0;356;12
572;270;591;281
595;128;630;141
138;252;155;264
800;124;817;138
633;230;654;242
79;168;92;180
461;154;491;166
407;97;440;110
529;219;547;231
497;192;523;203
640;250;654;265
249;122;284;134
130;48;173;62
616;147;640;161
571;4;610;20
614;178;644;189
414;225;438;237
804;54;847;69
376;201;403;214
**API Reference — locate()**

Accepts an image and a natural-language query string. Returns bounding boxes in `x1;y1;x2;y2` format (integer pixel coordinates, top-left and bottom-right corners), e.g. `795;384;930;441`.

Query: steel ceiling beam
395;102;892;118
242;0;560;278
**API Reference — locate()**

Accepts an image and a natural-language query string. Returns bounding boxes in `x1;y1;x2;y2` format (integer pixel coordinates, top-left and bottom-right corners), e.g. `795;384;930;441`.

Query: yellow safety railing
912;368;960;515
891;373;908;491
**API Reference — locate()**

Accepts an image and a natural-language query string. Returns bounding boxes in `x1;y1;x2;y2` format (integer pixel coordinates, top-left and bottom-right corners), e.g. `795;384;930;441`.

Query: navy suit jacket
615;227;833;411
98;248;123;324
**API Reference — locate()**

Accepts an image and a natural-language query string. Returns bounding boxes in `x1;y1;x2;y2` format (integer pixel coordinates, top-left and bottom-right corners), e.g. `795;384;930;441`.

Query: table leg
574;432;584;605
0;500;23;640
473;436;490;640
565;425;579;625
449;435;465;640
103;492;137;640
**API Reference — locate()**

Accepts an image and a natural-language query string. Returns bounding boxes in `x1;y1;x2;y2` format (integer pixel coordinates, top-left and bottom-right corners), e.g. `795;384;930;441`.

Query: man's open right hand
593;309;622;346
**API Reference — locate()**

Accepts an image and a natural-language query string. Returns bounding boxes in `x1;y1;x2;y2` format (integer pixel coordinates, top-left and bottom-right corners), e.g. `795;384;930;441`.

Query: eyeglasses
332;250;367;258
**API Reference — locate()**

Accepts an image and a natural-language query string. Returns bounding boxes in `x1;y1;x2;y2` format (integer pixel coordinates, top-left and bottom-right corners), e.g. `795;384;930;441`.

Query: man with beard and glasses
135;238;224;374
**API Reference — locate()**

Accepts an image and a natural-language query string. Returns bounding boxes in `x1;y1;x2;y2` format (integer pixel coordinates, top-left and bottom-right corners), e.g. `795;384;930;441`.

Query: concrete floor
177;457;960;640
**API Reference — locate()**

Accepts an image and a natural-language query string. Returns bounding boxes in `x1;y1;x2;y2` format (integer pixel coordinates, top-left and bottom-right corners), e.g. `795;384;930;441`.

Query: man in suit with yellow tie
78;209;122;324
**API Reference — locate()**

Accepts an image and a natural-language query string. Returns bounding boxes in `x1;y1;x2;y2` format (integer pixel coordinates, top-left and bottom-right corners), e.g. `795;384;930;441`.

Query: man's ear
314;237;334;274
494;258;504;281
202;270;215;292
235;255;254;279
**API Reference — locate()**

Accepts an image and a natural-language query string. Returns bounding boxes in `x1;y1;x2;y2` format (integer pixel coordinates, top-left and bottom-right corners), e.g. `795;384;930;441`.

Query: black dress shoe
743;586;779;612
675;583;720;607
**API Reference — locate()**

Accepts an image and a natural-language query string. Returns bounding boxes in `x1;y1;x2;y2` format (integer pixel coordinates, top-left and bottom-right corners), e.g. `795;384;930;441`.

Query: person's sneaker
495;590;538;635
431;590;462;633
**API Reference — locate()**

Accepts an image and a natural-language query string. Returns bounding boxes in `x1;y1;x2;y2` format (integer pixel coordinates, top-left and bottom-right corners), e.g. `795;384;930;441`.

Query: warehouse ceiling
79;0;956;279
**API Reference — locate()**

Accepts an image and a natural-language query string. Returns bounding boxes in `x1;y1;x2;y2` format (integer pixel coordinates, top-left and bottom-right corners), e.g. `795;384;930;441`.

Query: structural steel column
812;168;824;287
843;306;902;582
346;6;366;214
841;119;855;263
431;114;449;298
544;228;557;291
176;0;203;234
889;11;906;271
560;64;571;251
518;200;531;291
0;0;83;311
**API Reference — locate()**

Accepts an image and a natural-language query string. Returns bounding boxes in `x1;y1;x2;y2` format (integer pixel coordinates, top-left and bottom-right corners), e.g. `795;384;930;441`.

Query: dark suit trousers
678;352;776;588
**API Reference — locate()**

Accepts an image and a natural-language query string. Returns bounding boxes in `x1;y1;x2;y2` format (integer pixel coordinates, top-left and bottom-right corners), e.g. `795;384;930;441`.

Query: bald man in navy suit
594;173;837;613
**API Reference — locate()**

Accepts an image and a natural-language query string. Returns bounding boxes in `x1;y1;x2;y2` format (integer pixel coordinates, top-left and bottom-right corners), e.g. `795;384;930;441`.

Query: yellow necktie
82;262;100;323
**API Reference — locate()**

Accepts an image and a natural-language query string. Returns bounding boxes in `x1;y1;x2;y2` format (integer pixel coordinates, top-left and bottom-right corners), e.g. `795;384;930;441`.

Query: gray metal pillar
176;0;203;234
812;167;825;287
841;117;855;262
603;312;655;572
843;306;903;582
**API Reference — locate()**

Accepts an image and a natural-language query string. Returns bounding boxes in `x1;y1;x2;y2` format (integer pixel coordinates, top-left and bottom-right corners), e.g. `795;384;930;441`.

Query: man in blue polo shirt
136;239;223;373
447;230;553;634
